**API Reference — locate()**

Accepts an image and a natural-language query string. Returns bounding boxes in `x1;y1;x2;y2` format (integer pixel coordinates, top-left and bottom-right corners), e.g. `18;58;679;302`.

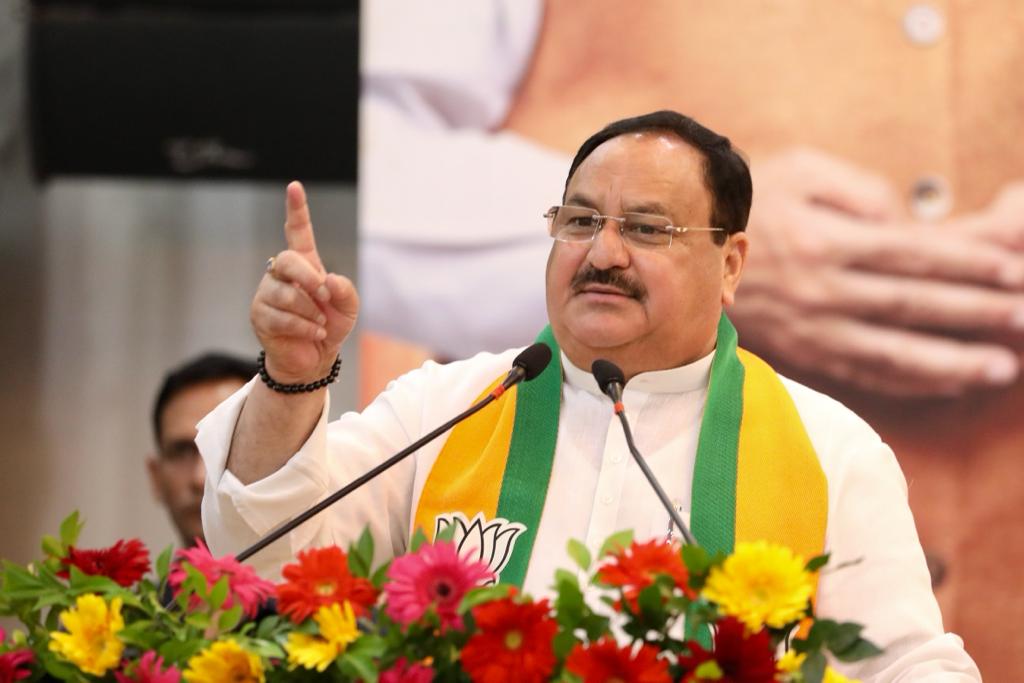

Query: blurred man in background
148;352;256;546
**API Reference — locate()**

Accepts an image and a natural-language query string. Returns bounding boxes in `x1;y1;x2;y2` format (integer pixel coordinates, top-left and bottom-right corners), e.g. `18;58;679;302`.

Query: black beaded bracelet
257;350;342;394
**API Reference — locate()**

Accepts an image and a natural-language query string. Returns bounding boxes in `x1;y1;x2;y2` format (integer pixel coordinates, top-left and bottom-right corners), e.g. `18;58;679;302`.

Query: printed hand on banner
728;148;1024;397
252;181;360;384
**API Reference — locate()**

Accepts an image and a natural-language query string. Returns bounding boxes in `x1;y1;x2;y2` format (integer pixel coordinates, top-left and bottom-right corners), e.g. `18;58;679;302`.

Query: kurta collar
560;348;714;398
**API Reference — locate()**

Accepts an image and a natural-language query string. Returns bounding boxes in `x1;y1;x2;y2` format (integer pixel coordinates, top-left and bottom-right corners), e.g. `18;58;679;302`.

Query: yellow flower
702;540;814;631
48;593;125;676
774;651;861;683
184;640;265;683
285;601;360;672
825;667;859;683
776;649;805;675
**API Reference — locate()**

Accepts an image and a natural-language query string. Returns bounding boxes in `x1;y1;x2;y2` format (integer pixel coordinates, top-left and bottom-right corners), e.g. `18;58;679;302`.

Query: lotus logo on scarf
434;512;525;583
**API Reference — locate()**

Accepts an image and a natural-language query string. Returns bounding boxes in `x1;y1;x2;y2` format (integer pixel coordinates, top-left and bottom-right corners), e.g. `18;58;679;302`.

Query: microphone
235;343;553;562
591;359;696;545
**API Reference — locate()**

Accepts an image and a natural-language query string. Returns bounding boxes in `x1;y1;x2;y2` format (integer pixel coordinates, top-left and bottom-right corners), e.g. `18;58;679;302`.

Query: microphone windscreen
591;359;625;395
513;342;553;381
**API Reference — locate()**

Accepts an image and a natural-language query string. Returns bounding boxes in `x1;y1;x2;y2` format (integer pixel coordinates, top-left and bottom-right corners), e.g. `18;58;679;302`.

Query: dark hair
152;352;257;443
563;110;752;242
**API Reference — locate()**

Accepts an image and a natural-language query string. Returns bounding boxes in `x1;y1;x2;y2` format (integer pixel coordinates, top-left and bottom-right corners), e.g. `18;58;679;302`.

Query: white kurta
199;348;979;681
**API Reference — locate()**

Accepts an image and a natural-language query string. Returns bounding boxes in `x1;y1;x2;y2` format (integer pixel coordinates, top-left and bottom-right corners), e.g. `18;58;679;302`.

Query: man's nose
586;218;631;270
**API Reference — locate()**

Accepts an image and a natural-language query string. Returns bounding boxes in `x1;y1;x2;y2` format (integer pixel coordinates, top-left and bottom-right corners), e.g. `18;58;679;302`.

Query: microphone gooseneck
591;359;697;545
492;342;554;398
235;344;553;563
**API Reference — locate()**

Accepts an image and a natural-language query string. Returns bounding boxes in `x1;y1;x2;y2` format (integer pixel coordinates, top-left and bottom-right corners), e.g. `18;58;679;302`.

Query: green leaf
218;604;245;632
348;634;387;659
208;576;229;611
459;584;512;612
824;622;862;653
59;511;83;548
804;553;831;573
41;534;63;558
370;560;392;590
42;651;81;680
435;523;457;543
409;527;429;552
255;615;283;640
159;637;206;663
182;563;210;601
186;612;211;630
353;528;375;577
831;637;883;663
566;539;591;571
681;544;711;575
339;652;379;683
243;637;286;659
800;651;827;683
156;546;174;583
598;530;633;558
580;613;611;641
552;629;578;658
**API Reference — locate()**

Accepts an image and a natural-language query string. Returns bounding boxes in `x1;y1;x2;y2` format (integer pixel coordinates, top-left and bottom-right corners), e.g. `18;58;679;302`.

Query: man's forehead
566;132;710;216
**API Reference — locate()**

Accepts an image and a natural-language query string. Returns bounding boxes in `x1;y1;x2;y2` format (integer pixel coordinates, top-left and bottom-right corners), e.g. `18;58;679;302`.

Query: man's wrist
258;351;341;394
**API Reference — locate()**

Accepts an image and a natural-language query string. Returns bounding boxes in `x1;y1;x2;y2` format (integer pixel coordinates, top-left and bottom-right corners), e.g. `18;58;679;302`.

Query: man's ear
146;454;166;502
721;231;749;307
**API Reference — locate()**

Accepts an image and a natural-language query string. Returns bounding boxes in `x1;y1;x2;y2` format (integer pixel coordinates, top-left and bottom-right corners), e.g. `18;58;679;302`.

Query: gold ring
265;256;276;276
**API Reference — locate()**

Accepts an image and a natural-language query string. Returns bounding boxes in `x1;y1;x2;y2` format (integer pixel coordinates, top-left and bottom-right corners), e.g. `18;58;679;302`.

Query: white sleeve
198;375;426;579
360;0;569;357
806;396;981;681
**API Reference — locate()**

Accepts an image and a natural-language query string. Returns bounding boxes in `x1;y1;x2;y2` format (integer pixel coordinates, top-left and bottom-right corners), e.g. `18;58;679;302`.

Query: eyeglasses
544;205;724;249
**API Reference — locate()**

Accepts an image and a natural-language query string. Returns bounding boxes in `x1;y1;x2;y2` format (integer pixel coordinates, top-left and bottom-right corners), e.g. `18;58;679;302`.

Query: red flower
461;595;558;683
114;651;181;683
566;637;671;683
597;540;692;610
59;539;151;587
275;546;379;623
169;540;274;618
0;646;34;683
678;617;776;683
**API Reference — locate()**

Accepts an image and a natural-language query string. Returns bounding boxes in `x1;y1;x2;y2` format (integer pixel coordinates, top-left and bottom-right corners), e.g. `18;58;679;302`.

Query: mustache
570;265;647;301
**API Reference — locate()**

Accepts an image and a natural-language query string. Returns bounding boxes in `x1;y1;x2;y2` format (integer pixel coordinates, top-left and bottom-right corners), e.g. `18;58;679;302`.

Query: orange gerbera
597;540;693;610
566;637;671;683
460;596;557;683
275;546;378;623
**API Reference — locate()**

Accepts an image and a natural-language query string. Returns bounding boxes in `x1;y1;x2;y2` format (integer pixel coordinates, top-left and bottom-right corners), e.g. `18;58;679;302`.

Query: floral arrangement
0;513;880;682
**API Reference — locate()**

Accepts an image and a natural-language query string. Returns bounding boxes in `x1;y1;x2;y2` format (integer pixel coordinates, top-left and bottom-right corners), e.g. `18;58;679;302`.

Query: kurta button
909;175;952;221
903;4;945;46
601;494;614;505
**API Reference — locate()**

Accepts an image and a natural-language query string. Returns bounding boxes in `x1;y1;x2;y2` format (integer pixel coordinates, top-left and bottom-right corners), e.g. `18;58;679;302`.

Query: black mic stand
592;359;697;546
235;343;552;562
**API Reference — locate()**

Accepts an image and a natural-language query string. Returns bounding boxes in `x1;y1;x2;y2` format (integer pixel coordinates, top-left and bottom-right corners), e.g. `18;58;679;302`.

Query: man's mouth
579;284;632;297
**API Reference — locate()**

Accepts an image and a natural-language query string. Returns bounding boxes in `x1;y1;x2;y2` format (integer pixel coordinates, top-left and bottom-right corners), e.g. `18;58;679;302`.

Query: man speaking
198;112;978;680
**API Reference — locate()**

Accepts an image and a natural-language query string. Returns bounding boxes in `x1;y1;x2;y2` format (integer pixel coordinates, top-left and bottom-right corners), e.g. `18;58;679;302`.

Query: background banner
359;2;1024;678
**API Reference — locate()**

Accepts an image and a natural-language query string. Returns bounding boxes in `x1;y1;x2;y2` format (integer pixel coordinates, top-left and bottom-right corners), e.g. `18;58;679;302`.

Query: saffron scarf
413;315;827;587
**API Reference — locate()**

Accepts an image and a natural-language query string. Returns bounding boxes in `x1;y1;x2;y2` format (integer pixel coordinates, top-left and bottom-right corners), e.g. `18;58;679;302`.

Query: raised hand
252;181;359;384
729;148;1024;397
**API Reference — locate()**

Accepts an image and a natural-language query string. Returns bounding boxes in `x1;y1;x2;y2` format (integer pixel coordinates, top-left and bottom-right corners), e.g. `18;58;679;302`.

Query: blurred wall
0;3;359;565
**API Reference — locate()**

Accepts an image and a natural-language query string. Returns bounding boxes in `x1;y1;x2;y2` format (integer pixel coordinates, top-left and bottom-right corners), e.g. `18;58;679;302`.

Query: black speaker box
28;1;359;181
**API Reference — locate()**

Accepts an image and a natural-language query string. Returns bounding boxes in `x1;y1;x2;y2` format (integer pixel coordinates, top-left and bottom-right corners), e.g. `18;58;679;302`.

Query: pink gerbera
114;651;181;683
169;540;274;618
384;541;494;630
380;657;434;683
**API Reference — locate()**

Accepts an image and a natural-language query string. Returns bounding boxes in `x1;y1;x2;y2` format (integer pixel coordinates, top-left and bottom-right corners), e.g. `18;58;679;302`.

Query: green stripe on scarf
494;326;562;587
691;316;744;554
